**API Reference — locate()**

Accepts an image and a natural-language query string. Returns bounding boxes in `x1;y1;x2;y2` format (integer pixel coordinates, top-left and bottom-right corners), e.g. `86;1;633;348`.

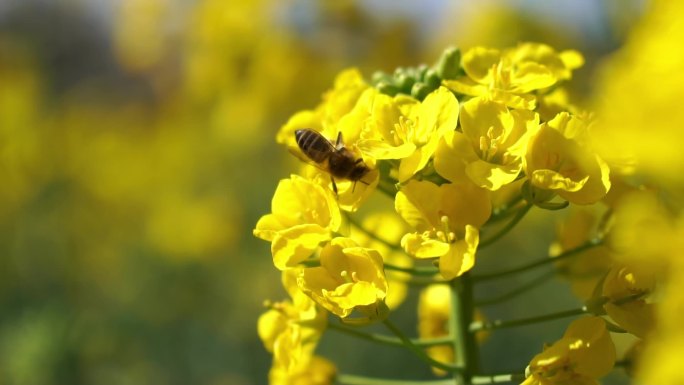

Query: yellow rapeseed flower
297;237;388;322
435;96;539;190
358;86;459;182
601;265;655;338
254;175;341;270
524;112;611;205
395;180;491;279
269;355;337;385
522;317;615;385
444;43;583;110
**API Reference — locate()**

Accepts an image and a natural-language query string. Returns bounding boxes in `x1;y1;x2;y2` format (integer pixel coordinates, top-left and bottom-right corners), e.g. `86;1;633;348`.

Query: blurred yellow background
0;1;644;384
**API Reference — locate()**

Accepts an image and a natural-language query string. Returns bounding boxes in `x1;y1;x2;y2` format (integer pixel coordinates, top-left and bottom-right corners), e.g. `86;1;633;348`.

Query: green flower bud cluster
371;47;462;100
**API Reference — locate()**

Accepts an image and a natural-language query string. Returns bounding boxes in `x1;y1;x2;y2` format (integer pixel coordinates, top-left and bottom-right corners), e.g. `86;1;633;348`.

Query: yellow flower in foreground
522;317;616;385
601;265;655;338
350;212;412;310
444;43;583;110
524;112;610;205
396;180;491;279
358;86;459;182
435;97;538;190
254;175;341;270
298;237;388;321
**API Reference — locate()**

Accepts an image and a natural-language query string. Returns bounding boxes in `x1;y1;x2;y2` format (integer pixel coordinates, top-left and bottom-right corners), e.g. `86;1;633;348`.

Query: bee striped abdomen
295;129;335;163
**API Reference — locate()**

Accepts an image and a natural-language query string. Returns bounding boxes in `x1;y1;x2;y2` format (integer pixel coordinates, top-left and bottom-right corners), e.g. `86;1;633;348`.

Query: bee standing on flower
294;129;371;194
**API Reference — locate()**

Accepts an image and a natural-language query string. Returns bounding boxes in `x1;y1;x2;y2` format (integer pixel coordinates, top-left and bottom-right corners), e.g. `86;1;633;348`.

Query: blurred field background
0;1;645;384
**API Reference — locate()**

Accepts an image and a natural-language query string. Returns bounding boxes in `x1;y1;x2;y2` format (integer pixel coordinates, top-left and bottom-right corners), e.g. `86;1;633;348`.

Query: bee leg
335;132;343;148
354;158;363;164
331;175;339;197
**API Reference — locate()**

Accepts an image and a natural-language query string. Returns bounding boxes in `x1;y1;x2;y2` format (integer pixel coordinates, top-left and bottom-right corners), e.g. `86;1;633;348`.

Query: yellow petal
271;224;330;270
465;160;522;191
401;233;450;259
434;131;478;183
462;46;500;82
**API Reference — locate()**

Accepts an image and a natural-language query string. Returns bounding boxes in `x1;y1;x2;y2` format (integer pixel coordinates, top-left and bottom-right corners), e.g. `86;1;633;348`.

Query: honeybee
294;129;371;194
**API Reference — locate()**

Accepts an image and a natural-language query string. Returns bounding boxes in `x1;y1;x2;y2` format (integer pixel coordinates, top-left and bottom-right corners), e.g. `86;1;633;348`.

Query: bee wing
287;147;331;175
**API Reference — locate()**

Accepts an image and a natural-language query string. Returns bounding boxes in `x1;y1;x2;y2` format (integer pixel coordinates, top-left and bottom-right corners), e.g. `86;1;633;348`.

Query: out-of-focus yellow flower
522;317;616;385
358;86;459;182
524;112;611;205
395;180;491;279
593;0;684;188
418;284;487;376
444;43;583;110
549;209;612;299
350;212;412;310
269;355;337;385
113;0;171;73
254;175;341;270
608;190;674;275
601;265;655;338
435;97;538;190
297;237;388;321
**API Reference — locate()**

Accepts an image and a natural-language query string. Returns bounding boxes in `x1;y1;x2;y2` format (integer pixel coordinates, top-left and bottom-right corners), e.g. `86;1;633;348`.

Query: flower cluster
254;42;663;384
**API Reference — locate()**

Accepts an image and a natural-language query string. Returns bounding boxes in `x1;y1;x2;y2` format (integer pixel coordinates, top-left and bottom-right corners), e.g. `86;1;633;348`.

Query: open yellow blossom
524;112;611;205
350;212;412;310
444;43;583;110
298;237;388;321
435;96;538;190
601;265;655;338
395;180;491;279
254;175;341;270
358;86;459;182
522;317;616;385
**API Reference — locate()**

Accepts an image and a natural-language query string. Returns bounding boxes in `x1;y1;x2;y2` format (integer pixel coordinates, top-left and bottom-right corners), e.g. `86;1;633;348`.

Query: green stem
471;374;526;384
384;262;440;276
449;274;479;385
472;239;603;282
488;195;525;223
474;270;555;307
337;375;454;385
328;322;452;347
479;203;532;248
383;319;462;373
470;306;588;332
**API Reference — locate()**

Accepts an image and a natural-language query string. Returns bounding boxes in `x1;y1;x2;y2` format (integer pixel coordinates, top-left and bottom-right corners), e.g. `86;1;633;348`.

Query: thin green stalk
471;373;526;384
479;203;533;248
384;262;440;276
472;239;603;282
383;319;462;373
328;322;453;347
474;270;555;307
470;306;588;332
337;375;455;385
488;195;525;223
449;274;479;385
